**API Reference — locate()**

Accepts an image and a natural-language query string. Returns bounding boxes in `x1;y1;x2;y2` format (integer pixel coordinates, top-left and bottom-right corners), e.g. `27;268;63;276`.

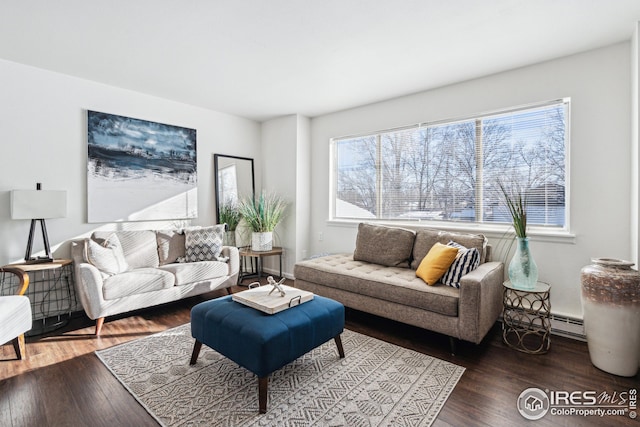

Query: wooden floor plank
73;353;160;427
0;281;637;426
1;370;44;427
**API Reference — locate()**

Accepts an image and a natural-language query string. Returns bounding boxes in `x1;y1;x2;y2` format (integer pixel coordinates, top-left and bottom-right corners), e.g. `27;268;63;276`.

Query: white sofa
71;228;239;335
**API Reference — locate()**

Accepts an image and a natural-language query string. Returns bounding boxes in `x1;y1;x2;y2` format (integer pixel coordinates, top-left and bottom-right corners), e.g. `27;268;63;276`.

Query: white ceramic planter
251;231;273;251
581;258;640;377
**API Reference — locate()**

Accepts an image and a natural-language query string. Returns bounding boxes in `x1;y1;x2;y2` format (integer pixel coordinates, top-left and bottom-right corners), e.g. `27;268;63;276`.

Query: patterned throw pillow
441;241;480;288
183;225;225;262
86;234;129;275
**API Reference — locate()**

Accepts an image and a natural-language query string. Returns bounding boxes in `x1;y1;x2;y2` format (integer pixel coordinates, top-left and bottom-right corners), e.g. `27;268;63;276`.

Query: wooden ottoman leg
334;334;345;358
258;376;268;413
190;341;203;365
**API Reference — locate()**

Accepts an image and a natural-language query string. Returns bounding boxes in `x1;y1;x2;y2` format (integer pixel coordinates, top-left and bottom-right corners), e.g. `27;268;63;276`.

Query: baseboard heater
549;313;586;341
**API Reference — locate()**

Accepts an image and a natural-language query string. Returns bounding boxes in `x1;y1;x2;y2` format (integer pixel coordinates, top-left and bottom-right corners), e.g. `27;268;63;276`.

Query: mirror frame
214;154;255;224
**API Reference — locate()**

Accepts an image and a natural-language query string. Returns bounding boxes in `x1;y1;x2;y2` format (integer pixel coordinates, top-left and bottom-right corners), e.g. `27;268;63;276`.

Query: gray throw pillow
156;229;185;265
353;223;416;268
183;225;225;262
411;228;487;270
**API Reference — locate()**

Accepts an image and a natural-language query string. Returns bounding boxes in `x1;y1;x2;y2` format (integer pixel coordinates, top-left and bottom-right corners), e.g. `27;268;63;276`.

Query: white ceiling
1;0;640;121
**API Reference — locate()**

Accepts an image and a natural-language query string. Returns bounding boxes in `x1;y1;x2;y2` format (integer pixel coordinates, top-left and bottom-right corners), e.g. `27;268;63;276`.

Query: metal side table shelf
502;280;551;354
0;259;77;335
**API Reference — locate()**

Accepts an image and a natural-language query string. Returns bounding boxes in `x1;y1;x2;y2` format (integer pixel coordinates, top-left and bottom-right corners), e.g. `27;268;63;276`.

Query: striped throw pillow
441;241;480;288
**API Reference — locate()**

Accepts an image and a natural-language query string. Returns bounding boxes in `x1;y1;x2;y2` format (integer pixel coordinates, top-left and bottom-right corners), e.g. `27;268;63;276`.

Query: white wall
0;59;261;265
261;115;298;275
295;115;311;263
308;42;632;320
632;23;640;268
260;114;311;277
2;41;633;321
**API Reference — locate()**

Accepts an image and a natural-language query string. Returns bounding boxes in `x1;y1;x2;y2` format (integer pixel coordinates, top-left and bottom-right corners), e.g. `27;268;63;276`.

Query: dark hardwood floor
1;281;637;426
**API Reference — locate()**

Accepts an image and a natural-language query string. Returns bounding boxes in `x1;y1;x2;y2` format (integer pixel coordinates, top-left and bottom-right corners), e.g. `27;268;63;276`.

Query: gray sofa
71;228;239;335
294;223;504;352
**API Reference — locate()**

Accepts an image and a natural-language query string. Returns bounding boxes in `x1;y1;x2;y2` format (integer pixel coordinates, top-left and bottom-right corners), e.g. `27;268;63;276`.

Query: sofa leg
225;287;232;295
449;337;457;356
95;317;105;336
12;334;26;360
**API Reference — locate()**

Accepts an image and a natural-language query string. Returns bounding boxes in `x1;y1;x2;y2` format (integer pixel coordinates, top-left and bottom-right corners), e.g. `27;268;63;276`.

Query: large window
332;99;569;229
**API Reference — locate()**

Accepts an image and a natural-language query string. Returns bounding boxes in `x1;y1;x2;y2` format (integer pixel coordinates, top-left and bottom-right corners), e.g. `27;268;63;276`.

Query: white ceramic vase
580;258;640;377
251;231;273;251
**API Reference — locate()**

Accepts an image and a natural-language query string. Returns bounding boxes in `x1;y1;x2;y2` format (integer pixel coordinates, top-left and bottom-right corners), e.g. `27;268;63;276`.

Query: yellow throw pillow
416;242;459;285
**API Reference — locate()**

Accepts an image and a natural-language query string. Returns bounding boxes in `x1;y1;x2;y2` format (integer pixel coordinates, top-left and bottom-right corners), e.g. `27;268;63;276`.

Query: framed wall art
87;110;197;223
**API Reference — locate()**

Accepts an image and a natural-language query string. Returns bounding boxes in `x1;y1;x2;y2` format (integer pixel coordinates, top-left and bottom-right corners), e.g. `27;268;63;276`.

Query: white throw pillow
182;225;225;262
441;241;480;288
86;234;129;275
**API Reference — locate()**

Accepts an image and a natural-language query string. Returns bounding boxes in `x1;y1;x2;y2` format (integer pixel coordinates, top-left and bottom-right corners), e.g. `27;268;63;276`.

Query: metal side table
0;259;77;335
238;246;283;284
502;280;551;354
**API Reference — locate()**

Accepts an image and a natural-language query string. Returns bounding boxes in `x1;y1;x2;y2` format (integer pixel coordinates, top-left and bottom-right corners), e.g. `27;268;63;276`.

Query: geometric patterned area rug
96;324;465;427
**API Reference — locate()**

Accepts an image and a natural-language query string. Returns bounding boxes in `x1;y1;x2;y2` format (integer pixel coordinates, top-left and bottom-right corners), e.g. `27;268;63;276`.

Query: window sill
326;219;576;244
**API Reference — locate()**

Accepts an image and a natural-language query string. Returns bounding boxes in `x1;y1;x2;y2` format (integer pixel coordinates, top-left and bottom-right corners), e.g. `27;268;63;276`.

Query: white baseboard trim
259;267;295;280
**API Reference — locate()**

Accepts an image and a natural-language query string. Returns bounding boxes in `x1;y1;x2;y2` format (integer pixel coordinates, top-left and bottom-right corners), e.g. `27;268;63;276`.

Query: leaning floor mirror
214;154;255;246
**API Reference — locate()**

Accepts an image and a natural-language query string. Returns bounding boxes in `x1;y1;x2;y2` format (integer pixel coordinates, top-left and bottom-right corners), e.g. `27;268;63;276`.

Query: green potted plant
219;201;242;246
499;182;538;289
238;191;287;251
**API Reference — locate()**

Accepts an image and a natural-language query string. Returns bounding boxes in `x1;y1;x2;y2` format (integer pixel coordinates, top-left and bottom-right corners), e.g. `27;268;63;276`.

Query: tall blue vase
509;237;538;290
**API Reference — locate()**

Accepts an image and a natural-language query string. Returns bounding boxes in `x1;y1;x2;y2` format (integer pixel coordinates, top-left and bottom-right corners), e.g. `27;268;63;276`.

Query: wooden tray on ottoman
232;284;314;314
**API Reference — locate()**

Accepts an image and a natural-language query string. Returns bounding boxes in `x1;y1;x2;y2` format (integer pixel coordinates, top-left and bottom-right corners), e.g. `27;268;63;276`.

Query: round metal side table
502;280;551;354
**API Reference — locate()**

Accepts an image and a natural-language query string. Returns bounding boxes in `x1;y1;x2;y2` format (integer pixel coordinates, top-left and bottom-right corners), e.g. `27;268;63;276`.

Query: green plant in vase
499;181;538;289
219;202;242;231
219;201;242;246
237;191;287;251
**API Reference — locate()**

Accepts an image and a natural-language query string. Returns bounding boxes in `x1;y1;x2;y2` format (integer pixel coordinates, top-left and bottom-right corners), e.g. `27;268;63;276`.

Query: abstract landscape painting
87;111;197;222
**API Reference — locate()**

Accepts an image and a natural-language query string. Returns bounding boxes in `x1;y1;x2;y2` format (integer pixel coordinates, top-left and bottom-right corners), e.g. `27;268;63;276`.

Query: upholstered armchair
0;267;32;360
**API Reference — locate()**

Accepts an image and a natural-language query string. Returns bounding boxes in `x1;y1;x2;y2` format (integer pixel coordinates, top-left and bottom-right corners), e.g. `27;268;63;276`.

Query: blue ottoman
190;294;345;413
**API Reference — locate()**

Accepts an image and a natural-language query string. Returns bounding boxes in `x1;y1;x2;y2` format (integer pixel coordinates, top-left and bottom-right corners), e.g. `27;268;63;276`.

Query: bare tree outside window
333;100;568;229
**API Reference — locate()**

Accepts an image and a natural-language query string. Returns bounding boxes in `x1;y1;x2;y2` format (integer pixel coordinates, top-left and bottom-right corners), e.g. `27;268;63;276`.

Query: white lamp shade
11;190;67;219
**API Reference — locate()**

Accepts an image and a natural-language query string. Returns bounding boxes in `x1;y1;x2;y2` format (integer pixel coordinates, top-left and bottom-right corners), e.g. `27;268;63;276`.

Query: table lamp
11;183;67;264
